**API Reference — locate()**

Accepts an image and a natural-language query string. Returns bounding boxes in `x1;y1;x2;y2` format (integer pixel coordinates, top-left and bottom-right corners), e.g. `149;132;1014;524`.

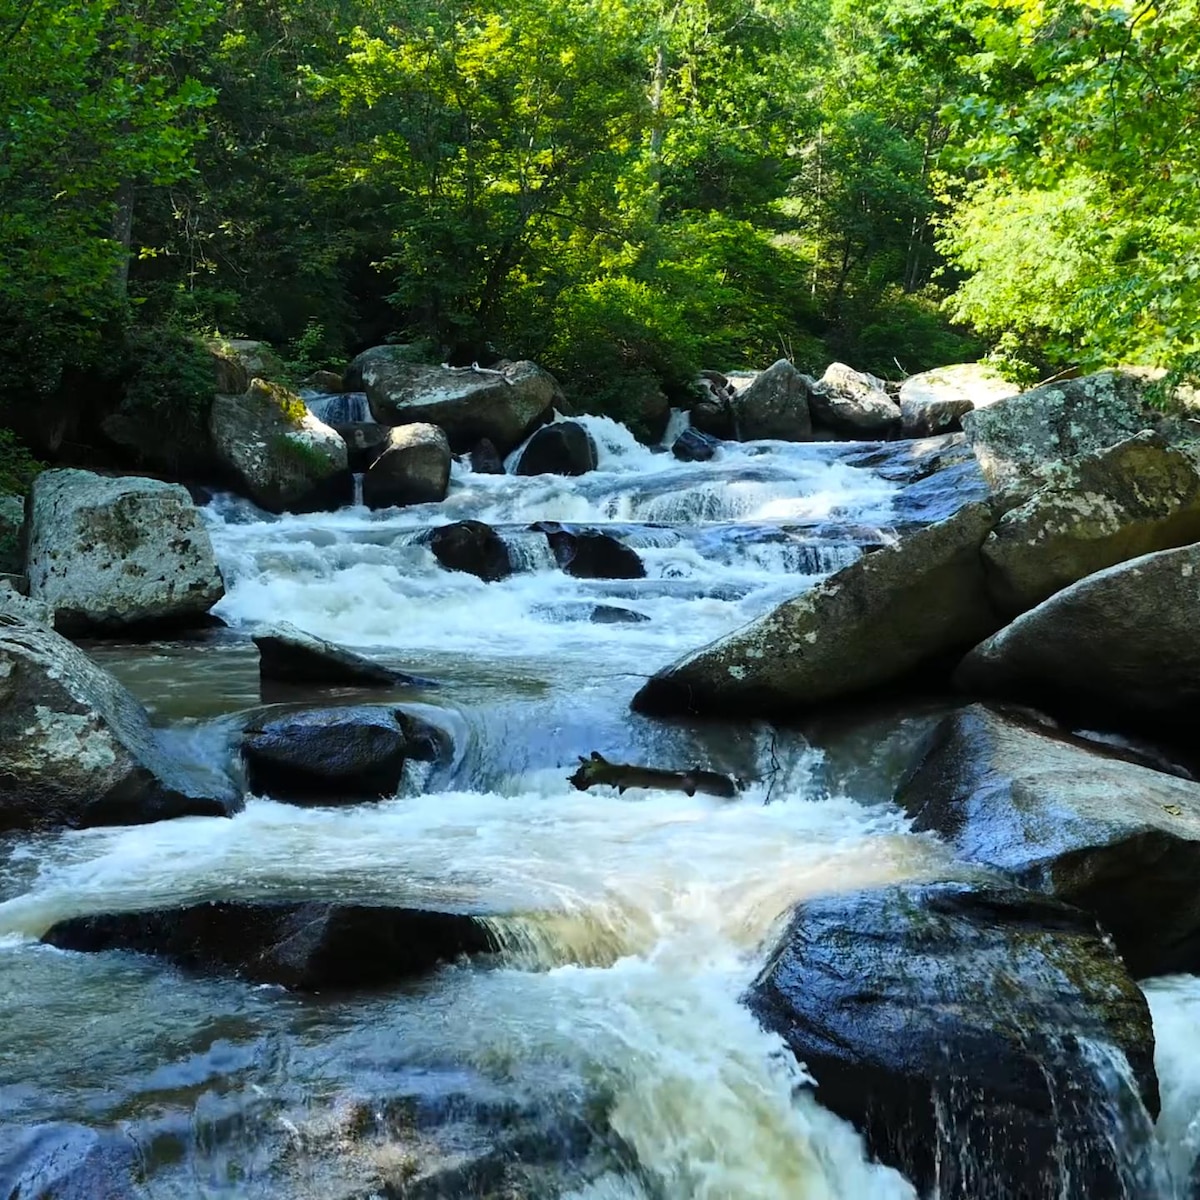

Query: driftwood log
568;751;739;799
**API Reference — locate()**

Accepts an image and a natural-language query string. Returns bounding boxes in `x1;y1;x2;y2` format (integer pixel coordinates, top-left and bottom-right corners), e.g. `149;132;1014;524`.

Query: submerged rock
729;358;813;441
812;363;902;439
361;422;451;509
749;880;1160;1200
0;1123;141;1200
42;900;496;991
253;622;419;687
671;426;720;462
981;431;1200;614
634;502;997;716
426;520;512;582
538;525;646;580
0;617;242;831
897;705;1200;978
515;421;598;477
24;470;224;635
957;543;1200;727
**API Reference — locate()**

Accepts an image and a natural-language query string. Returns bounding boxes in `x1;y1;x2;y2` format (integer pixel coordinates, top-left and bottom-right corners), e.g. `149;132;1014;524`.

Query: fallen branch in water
568;752;739;799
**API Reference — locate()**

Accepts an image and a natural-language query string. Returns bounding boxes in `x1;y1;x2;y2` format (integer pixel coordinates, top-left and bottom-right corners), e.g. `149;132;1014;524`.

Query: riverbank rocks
963;369;1157;508
729;358;813;441
42;900;496;991
812;363;902;439
671;426;719;462
349;349;562;455
207;338;287;392
981;431;1200;614
337;419;390;471
897;705;1200;978
634;502;997;717
899;362;1016;438
468;438;504;474
957;544;1200;727
515;421;598;476
25;470;224;635
362;423;451;509
750;880;1159;1200
0;578;52;626
0;492;23;573
253;622;419;688
210;379;351;513
426;520;512;581
537;525;646;580
0;617;241;831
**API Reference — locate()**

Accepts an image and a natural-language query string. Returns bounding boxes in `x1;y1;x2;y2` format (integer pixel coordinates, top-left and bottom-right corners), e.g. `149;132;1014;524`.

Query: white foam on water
1145;975;1200;1191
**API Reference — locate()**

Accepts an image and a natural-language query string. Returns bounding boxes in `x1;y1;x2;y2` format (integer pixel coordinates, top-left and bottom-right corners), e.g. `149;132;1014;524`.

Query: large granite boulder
957;544;1200;726
0;617;242;831
361;422;451;509
424;520;512;581
348;350;562;455
25;470;224;635
897;705;1200;978
963;369;1157;508
812;363;902;439
899;362;1016;438
42;900;496;991
515;421;598;476
0;491;24;573
749;880;1160;1200
729;359;813;441
981;431;1200;614
253;622;420;687
633;502;998;716
210;379;351;513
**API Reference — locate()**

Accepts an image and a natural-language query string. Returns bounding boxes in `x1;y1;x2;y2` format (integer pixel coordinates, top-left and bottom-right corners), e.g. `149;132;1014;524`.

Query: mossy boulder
206;338;287;392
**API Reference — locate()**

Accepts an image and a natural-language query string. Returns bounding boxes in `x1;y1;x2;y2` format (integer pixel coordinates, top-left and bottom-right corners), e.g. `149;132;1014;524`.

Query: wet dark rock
590;604;651;624
897;704;1200;978
0;618;242;832
254;622;418;687
515;421;598;477
362;422;451;509
468;437;505;474
749;880;1160;1200
535;524;646;580
425;520;512;582
242;706;413;801
0;1122;140;1200
671;427;720;462
42;900;496;991
335;420;391;471
690;399;734;440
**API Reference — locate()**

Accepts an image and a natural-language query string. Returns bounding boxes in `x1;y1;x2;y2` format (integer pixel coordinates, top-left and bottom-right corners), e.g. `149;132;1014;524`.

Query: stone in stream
514;420;598;477
671;426;720;462
424;520;512;582
729;358;814;441
347;348;562;456
811;362;902;439
0;617;242;832
24;469;225;636
254;622;421;687
0;1123;141;1200
468;437;505;474
633;502;998;717
981;431;1200;615
749;880;1161;1200
896;705;1200;978
534;524;646;580
361;422;451;509
41;900;497;991
956;543;1200;728
335;418;391;471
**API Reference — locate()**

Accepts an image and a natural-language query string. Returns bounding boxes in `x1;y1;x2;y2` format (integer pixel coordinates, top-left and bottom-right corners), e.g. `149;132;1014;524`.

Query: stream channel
2;414;1200;1197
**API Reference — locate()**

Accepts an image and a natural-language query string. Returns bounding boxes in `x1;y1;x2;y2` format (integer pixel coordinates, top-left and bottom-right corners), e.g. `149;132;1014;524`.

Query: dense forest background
1;0;1198;482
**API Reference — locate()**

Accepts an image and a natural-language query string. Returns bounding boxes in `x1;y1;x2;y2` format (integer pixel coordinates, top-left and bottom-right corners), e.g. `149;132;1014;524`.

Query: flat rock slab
749;880;1160;1200
42;901;497;991
254;621;421;687
897;704;1200;977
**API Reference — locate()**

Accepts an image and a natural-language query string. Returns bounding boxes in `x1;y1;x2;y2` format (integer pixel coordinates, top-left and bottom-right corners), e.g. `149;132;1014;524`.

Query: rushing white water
1146;976;1200;1192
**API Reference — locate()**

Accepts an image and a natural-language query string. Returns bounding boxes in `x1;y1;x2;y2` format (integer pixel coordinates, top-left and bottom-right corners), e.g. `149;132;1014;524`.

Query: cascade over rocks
671;426;719;462
899;362;1016;438
981;431;1200;614
253;622;420;687
348;348;562;455
812;362;902;439
25;470;224;635
728;358;813;441
957;543;1200;727
0;617;242;831
42;900;497;991
897;705;1200;978
634;502;998;716
210;379;351;513
361;422;451;509
749;880;1160;1200
515;420;598;476
535;523;646;580
425;520;512;581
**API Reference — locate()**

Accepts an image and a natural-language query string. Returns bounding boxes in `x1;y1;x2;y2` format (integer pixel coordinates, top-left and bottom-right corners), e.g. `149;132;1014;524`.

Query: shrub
0;427;43;496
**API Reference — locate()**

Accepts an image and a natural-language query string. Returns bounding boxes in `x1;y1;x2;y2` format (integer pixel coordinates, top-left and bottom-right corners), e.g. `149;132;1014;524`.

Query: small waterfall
302;389;374;425
352;472;364;506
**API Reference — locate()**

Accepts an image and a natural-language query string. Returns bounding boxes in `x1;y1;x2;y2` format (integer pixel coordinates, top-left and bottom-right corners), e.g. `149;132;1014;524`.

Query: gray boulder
0;578;52;627
982;431;1200;614
0;617;242;831
361;422;451;509
348;350;562;455
897;705;1200;978
0;492;23;573
957;543;1200;724
253;622;419;687
749;880;1160;1200
812;362;902;439
25;470;224;635
515;421;598;476
899;362;1016;438
729;358;813;441
633;502;998;716
210;379;351;513
206;338;286;392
